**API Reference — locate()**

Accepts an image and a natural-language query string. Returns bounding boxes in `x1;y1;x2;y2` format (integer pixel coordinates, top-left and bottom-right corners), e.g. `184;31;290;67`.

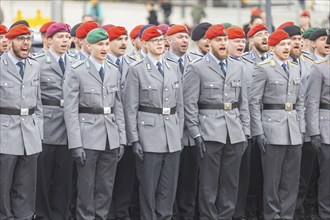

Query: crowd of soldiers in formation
0;9;329;220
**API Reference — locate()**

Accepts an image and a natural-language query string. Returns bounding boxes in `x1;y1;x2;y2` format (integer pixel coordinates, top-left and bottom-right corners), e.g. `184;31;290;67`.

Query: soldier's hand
194;136;206;159
244;136;249;149
132;141;144;162
71;147;86;166
256;134;267;154
301;132;305;143
311;135;321;154
118;145;125;161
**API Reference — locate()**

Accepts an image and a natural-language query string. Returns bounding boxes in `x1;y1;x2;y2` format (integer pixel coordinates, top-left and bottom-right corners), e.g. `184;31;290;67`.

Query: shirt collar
140;50;147;58
107;53;122;64
80;49;89;58
169;50;185;63
315;53;327;61
273;55;288;67
49;49;66;63
8;51;25;65
147;54;163;68
89;56;104;72
209;52;226;65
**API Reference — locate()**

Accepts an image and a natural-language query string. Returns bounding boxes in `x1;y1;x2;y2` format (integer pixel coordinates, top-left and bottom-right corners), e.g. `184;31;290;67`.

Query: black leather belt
0;107;35;115
263;103;296;111
198;102;239;110
79;107;114;114
320;103;330;110
42;98;64;107
138;105;176;115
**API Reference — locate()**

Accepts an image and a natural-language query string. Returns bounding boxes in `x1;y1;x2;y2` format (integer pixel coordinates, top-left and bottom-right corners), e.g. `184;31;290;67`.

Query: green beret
222;22;232;29
86;28;108;44
302;27;319;39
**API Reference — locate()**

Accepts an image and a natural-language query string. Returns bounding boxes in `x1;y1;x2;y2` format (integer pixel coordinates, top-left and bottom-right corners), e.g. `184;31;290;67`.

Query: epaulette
67;53;78;60
125;55;136;64
257;59;271;66
165;57;176;63
241;56;253;64
192;57;203;64
242;51;250;57
189;51;203;58
28;55;37;61
132;59;143;66
33;53;45;59
71;60;84;69
106;59;118;68
302;53;315;62
314;59;327;64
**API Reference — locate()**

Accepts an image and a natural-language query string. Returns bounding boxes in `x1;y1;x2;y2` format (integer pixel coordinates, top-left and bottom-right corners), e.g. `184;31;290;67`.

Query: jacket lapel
48;51;64;76
145;56;163;83
4;54;22;81
121;57;130;83
274;61;288;80
87;58;103;84
206;54;225;79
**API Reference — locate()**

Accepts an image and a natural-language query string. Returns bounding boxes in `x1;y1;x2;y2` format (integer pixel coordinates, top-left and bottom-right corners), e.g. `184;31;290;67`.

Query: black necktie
178;58;184;74
59;57;65;74
99;66;105;82
261;56;266;61
282;63;289;77
219;61;226;77
292;58;298;63
156;62;164;77
116;58;122;73
17;61;25;78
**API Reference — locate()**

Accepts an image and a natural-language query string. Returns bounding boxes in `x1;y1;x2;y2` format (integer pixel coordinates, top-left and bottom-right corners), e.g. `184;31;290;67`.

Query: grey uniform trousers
318;144;330;219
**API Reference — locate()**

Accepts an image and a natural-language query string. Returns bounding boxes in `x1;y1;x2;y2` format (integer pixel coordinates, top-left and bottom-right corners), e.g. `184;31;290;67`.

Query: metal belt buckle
224;103;232;110
60;100;64;107
285;103;293;111
20;108;29;116
104;107;111;114
162;108;171;115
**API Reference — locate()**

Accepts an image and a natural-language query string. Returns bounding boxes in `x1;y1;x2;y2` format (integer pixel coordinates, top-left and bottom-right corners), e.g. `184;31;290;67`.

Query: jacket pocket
0;81;14;99
203;82;222;99
268;78;286;95
83;86;101;106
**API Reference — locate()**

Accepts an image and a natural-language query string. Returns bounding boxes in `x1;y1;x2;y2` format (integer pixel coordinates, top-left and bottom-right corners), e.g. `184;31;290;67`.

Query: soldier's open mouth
237;48;243;52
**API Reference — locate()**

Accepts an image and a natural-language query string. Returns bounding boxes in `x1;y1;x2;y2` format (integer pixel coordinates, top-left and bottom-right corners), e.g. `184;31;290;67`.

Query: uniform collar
49;49;66;63
107;53;122;64
8;51;25;65
147;54;163;68
168;50;185;63
89;56;105;72
209;52;227;65
273;55;288;67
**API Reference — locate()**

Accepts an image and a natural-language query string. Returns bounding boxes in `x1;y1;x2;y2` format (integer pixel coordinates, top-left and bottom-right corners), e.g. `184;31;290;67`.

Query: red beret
107;26;127;41
130;24;144;39
276;21;295;31
76;21;99;39
46;22;70;38
300;10;310;17
101;24;114;31
166;24;188;36
227;26;245;39
39;21;56;33
141;26;163;41
205;24;226;39
251;8;262;16
158;24;169;35
5;24;31;39
0;24;8;35
268;29;289;46
247;24;267;37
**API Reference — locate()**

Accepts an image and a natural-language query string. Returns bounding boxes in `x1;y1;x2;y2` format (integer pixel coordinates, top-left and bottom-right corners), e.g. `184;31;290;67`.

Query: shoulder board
242;51;250;57
289;60;298;65
67;53;78;59
241;56;253;64
106;59;118;68
189;52;203;58
192;57;203;64
132;59;143;66
71;60;84;69
257;60;271;66
33;53;45;59
126;55;136;62
302;53;315;61
28;55;37;61
165;57;176;63
314;59;327;64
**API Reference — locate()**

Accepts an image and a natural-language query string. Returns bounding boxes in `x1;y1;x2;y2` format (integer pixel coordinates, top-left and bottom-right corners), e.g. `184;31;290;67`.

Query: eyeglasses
148;38;164;45
255;33;269;38
15;36;33;43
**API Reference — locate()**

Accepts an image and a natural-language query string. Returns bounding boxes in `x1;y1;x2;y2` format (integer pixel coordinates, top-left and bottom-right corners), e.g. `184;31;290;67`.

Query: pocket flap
293;77;301;85
83;86;101;94
231;80;241;87
269;79;284;85
203;82;221;89
0;117;10;127
0;81;14;88
141;83;155;91
79;115;95;124
43;109;53;119
107;85;118;93
40;76;55;83
138;116;155;126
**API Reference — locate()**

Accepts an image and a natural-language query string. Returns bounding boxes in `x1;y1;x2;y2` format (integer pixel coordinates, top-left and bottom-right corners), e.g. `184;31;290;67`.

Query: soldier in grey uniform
249;29;305;220
133;24;154;61
129;24;144;58
190;22;212;58
306;41;330;220
123;26;184;220
64;28;126;220
309;28;330;61
224;26;255;220
184;24;250;220
34;22;78;220
0;24;43;220
301;27;319;57
75;21;99;60
37;21;56;55
0;24;8;56
68;23;82;57
105;25;137;220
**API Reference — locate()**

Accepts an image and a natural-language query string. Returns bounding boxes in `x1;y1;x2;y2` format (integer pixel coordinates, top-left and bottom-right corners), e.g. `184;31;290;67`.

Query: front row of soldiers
0;19;329;220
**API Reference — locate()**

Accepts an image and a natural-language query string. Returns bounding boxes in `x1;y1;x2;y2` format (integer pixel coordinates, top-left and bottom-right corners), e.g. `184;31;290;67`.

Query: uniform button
321;117;323;119
22;96;25;99
269;119;271;121
224;84;227;87
275;81;278;83
103;96;106;99
141;121;145;124
165;88;168;91
225;93;227;96
82;118;85;121
225;112;228;114
103;86;105;89
113;88;115;91
165;117;169;120
121;85;124;89
47;78;50;81
21;118;24;121
165;98;168;101
4;83;7;85
288;83;290;86
210;84;213;87
91;89;94;92
105;115;107;118
148;86;152;89
288;93;291;95
288;112;291;115
203;116;206;118
22;85;25;88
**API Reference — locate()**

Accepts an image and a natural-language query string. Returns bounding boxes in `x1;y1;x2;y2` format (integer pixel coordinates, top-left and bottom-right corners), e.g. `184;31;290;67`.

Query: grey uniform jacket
184;54;250;145
164;50;198;146
306;58;330;145
35;51;78;145
0;53;43;155
63;58;126;150
123;56;184;153
242;49;272;66
249;58;305;145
